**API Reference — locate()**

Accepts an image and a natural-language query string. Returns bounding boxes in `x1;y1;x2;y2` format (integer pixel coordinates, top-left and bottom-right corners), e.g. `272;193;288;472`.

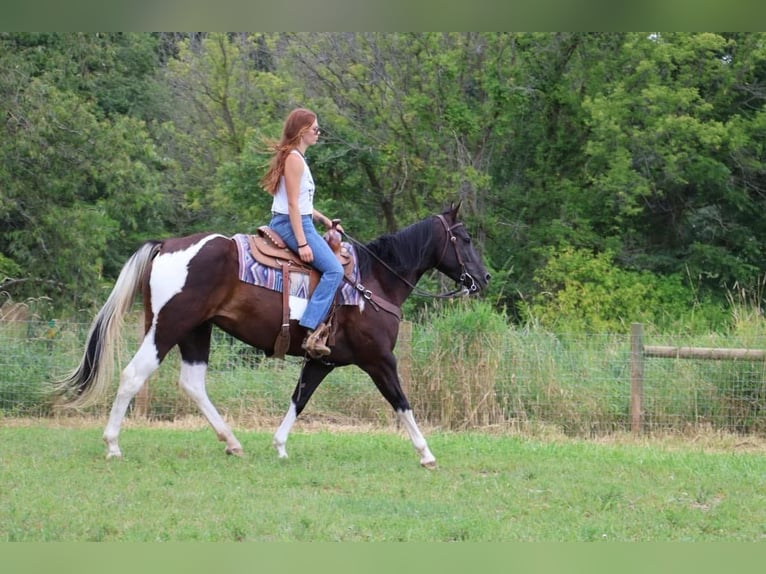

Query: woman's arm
313;210;344;235
284;153;308;247
312;209;331;230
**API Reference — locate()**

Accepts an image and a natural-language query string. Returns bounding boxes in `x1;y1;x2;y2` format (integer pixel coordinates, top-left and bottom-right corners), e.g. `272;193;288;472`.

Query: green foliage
209;137;275;234
522;246;729;333
2;32;766;327
580;32;766;291
157;33;287;233
726;275;766;341
410;298;509;428
280;33;510;232
0;254;21;278
0;33;170;310
0;321;65;415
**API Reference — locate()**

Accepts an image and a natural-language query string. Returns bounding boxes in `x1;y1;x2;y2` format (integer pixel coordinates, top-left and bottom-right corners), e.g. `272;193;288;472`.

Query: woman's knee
318;263;343;287
329;259;344;277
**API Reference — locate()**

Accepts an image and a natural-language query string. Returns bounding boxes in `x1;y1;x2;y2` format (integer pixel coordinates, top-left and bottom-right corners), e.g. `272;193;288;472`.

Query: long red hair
260;108;317;195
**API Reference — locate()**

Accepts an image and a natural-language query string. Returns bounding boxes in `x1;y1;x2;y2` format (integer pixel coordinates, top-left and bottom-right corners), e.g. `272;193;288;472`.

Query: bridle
433;214;480;296
343;214;479;301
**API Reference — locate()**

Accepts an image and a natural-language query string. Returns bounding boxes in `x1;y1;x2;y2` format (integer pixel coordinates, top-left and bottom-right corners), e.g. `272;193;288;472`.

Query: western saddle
247;220;353;358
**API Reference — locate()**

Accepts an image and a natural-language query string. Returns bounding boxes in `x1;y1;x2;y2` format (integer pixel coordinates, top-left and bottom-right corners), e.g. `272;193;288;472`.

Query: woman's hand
325;217;344;234
298;243;313;263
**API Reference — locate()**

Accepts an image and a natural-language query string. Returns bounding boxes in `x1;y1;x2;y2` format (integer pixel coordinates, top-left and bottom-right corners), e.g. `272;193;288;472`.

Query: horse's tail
54;241;161;410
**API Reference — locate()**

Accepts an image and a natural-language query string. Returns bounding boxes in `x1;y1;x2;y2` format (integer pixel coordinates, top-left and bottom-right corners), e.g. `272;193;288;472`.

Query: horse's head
434;202;491;294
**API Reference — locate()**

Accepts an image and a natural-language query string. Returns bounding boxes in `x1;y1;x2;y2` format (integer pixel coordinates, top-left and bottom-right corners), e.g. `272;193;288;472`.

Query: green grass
2;423;766;541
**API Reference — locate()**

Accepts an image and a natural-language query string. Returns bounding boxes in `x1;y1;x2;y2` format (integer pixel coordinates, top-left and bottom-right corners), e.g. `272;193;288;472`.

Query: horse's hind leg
273;360;334;458
177;324;242;456
103;332;161;458
177;362;243;455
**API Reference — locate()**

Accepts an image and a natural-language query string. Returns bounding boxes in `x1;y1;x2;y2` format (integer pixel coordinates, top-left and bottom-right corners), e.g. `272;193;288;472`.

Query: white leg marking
103;331;160;459
178;361;242;455
273;402;298;458
397;409;436;468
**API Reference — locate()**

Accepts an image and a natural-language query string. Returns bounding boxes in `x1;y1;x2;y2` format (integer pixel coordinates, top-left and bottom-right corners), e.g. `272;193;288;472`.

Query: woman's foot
302;323;331;358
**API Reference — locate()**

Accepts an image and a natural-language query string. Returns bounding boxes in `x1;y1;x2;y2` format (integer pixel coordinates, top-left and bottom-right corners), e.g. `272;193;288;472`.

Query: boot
302;322;331;358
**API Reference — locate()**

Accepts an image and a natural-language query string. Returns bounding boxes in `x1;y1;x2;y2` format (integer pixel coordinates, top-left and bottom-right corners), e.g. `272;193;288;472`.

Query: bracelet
297;243;308;249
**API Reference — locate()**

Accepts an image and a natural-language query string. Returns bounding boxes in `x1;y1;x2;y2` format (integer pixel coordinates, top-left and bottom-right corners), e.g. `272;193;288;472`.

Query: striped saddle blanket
232;234;364;316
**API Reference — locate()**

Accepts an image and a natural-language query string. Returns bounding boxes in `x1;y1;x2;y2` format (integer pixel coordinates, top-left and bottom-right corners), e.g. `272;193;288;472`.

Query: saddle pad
232;234;364;315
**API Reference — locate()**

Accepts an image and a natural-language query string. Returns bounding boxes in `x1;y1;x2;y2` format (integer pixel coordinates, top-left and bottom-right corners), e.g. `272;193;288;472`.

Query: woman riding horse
54;203;490;467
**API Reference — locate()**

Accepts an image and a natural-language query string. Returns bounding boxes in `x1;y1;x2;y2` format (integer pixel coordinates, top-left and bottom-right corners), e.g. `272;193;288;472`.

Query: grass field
2;419;766;542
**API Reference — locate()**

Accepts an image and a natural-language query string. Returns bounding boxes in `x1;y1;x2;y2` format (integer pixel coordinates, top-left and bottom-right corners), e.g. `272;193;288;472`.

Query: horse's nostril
485;273;491;281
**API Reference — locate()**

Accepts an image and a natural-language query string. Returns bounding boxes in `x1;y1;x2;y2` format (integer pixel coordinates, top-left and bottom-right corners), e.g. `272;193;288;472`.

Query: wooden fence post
630;322;644;435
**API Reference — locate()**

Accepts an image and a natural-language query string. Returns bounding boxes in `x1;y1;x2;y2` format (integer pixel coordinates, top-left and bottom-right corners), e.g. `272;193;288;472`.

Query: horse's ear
450;201;462;218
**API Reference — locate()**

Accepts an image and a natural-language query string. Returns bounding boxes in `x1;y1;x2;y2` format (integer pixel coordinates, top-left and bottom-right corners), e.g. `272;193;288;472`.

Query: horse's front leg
362;354;436;468
273;359;334;458
273;403;296;459
397;409;436;468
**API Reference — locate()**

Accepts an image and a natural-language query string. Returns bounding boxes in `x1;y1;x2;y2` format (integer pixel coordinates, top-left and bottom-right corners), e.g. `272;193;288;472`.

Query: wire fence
2;318;766;437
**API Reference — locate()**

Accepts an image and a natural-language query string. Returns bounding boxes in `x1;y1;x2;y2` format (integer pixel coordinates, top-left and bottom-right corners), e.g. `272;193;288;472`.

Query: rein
342;215;477;304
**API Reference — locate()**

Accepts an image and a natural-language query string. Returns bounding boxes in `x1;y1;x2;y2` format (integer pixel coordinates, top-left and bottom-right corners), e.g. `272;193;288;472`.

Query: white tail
53;241;160;409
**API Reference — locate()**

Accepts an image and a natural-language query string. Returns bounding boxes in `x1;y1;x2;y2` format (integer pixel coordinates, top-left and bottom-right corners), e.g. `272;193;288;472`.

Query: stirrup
302;323;331;358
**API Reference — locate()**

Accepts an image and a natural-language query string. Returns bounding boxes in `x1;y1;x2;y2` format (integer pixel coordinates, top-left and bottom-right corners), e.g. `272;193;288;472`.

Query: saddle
247;221;353;358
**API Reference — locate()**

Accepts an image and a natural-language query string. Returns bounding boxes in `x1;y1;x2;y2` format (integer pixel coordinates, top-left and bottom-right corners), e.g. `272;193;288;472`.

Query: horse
54;203;490;467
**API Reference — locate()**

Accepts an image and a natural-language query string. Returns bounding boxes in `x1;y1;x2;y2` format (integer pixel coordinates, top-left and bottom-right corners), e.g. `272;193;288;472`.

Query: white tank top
271;150;315;215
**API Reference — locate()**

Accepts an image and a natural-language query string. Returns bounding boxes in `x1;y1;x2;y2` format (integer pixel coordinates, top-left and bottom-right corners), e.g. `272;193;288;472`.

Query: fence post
630;323;644;435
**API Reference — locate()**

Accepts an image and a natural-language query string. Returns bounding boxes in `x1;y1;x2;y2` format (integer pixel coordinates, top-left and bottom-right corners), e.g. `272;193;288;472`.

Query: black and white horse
55;204;490;467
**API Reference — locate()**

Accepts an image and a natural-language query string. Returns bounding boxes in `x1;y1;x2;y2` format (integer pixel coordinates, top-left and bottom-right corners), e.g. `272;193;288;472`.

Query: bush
408;298;508;429
521;246;729;333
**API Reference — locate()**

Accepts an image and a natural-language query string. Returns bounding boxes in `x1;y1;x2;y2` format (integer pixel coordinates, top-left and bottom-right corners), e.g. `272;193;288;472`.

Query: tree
278;33;510;233
582;33;766;291
158;32;286;233
0;33;169;310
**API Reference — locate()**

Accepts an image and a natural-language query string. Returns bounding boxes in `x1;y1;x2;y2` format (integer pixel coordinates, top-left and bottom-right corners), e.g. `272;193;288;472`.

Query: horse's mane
355;217;434;280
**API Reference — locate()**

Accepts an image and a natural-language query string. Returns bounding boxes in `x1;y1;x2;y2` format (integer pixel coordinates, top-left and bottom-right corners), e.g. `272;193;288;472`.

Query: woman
260;108;344;358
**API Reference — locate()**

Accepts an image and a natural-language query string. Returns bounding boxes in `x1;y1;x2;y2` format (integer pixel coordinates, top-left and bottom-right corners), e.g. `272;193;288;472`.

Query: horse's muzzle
460;271;490;293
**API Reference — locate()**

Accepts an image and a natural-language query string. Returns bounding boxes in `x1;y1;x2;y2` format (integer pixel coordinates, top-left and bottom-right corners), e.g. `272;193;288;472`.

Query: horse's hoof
226;446;244;456
105;451;122;460
421;460;437;469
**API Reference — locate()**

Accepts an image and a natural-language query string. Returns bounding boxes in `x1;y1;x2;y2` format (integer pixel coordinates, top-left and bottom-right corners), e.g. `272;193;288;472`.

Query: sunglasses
311;126;321;134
